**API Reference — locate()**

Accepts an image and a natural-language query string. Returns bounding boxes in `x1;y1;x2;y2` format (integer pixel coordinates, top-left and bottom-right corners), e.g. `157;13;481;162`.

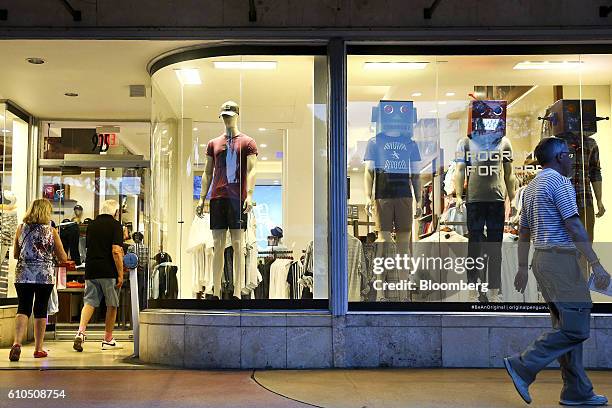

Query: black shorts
210;198;247;230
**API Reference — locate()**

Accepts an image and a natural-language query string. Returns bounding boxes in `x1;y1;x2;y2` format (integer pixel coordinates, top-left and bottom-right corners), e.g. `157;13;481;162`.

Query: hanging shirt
363;132;421;199
347;234;367;302
206;133;258;201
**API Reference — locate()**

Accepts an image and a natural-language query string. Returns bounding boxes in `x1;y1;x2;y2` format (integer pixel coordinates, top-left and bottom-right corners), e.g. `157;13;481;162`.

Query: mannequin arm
244;154;258;211
198;157;214;206
593;181;605;217
364;161;375;214
454;161;466;207
503;161;516;207
13;224;22;260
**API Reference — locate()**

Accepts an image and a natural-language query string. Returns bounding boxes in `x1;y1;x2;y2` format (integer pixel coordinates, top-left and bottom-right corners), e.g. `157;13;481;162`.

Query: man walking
505;137;611;406
74;199;125;352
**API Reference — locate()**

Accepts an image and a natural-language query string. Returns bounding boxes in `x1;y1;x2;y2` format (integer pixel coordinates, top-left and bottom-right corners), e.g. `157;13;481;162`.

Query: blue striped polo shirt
519;168;579;249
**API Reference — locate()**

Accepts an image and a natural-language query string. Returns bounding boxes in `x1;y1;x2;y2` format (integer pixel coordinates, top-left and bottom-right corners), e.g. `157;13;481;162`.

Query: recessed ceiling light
26;57;45;65
193;127;198;131
214;61;277;70
64;92;79;97
513;61;583;70
261;156;268;161
260;143;268;148
445;92;456;97
352;167;359;171
364;62;428;70
258;127;266;131
174;68;201;85
411;92;422;97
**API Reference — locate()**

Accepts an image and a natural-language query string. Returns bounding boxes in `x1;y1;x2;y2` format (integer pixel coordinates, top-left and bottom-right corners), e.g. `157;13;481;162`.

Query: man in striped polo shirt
504;137;610;406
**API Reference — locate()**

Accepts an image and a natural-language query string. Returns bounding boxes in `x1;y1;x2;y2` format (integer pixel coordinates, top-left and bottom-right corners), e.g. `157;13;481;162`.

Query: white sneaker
101;338;123;350
488;289;503;302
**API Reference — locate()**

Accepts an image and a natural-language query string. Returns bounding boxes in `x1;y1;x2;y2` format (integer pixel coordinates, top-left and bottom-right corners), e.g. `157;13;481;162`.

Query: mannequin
363;101;422;302
454;100;515;302
197;101;258;299
71;204;84;223
0;191;18;298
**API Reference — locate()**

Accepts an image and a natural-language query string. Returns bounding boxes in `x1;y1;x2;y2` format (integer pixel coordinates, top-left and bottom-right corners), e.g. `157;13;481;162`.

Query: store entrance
39;156;149;348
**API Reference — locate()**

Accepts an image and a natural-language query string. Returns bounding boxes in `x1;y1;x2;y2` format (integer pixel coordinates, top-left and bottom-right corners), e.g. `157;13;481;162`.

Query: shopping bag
48;285;59;315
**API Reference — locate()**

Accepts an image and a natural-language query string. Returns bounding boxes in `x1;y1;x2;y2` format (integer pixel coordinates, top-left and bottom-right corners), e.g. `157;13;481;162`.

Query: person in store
505;137;611;406
9;199;68;362
73;199;125;352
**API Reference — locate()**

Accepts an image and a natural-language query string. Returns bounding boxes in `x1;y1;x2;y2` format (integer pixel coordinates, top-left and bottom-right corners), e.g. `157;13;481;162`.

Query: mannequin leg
0;245;8;298
229;229;245;298
211;229;228;298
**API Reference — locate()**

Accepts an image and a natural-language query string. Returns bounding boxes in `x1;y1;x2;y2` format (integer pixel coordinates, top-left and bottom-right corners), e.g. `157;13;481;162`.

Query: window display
149;52;328;304
347;53;612;309
0;104;30;299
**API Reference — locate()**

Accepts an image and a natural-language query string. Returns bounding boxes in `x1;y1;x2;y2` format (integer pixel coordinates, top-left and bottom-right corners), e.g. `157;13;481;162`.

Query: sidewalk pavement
1;367;610;407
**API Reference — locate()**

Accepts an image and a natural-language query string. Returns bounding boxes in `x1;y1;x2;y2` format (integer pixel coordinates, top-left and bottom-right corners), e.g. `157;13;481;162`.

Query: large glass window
150;52;328;304
0;104;29;299
348;52;611;310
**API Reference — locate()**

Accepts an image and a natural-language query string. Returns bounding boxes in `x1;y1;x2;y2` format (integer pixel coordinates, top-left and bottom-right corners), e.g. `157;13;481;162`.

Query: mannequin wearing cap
0;191;18;298
71;204;84;224
197;101;258;299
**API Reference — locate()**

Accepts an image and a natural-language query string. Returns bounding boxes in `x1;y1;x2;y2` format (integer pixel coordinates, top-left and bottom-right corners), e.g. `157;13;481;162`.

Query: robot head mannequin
219;100;240;136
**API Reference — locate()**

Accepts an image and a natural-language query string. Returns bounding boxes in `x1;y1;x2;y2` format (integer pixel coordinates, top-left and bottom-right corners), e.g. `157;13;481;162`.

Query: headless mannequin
454;136;516;302
198;112;257;299
0;194;17;298
364;130;422;255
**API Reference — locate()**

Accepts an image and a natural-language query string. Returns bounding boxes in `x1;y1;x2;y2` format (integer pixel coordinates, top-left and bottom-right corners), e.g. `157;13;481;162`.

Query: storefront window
347;53;611;309
150;51;328;304
0;103;29;299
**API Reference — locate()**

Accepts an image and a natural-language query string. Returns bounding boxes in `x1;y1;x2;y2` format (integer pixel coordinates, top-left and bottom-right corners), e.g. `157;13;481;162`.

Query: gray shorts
84;278;120;308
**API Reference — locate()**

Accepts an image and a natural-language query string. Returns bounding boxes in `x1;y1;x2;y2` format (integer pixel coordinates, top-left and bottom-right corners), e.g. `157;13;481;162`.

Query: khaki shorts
374;198;413;232
84;278;120;308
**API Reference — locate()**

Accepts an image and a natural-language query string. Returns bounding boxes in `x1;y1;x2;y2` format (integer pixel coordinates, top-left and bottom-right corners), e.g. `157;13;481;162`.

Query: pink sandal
9;344;21;362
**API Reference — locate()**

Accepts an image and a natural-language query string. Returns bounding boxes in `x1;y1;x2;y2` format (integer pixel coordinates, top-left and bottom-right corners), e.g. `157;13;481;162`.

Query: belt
535;247;577;254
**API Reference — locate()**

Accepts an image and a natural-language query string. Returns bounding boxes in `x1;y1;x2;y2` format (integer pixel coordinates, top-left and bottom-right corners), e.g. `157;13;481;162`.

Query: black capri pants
15;283;54;318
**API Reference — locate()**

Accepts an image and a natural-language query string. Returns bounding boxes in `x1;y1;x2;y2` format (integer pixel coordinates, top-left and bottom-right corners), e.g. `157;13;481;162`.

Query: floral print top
15;223;55;285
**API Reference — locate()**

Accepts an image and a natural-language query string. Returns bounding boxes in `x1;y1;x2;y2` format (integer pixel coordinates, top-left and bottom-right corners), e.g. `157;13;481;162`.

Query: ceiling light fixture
214;61;277;70
260;143;268;148
64;92;79;97
364;62;428;70
174;68;202;85
352;167;359;171
26;57;45;65
261;156;268;161
411;92;423;97
445;92;456;97
258;127;267;131
513;61;583;70
193;127;198;131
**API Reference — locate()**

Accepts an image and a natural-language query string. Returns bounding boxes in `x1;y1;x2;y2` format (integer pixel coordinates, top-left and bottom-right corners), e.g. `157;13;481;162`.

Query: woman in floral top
9;199;67;362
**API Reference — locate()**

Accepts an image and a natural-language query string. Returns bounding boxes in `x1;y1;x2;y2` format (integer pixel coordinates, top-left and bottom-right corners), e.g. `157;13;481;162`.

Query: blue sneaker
560;394;608;406
504;357;532;404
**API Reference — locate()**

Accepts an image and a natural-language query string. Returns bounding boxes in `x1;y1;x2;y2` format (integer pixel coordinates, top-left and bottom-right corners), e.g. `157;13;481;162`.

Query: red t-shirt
206;133;258;201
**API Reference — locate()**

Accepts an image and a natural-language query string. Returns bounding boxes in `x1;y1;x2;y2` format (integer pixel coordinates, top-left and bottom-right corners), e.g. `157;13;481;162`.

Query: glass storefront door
38;162;149;334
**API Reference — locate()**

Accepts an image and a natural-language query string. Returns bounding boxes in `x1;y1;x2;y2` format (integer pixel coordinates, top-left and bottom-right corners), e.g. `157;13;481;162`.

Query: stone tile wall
139;310;612;369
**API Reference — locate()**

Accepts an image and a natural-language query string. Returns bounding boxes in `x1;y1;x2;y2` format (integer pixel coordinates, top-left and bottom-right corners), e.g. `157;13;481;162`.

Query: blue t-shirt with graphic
363;133;421;199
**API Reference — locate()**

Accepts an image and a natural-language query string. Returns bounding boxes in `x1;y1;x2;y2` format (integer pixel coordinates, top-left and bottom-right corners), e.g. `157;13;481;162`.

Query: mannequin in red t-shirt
197;101;258;299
